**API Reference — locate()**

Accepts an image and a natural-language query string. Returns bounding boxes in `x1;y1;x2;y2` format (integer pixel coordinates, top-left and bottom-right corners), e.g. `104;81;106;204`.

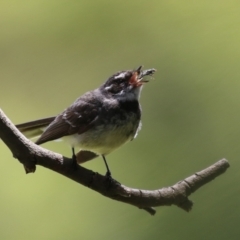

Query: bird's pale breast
64;112;141;155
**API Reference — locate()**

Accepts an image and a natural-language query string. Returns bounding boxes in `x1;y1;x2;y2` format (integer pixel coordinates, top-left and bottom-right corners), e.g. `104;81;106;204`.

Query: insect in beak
130;66;156;86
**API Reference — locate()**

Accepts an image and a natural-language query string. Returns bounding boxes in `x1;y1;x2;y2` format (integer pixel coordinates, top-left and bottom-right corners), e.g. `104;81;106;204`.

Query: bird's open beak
129;66;156;87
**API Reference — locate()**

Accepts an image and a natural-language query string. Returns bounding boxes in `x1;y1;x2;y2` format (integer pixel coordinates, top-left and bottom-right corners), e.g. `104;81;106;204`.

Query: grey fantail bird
16;66;156;177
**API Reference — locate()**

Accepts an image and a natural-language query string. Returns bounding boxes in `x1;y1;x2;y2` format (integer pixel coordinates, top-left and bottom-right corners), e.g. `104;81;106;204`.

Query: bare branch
0;109;230;215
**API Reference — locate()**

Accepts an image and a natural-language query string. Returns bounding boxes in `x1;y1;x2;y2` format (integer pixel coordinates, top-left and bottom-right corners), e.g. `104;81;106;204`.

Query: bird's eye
120;82;125;88
111;84;120;93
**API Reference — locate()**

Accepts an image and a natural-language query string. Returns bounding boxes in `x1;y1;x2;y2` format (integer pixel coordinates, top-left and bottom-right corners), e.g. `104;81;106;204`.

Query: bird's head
101;66;156;101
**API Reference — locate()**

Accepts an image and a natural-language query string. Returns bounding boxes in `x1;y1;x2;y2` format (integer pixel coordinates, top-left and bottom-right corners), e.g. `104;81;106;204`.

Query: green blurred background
1;0;240;239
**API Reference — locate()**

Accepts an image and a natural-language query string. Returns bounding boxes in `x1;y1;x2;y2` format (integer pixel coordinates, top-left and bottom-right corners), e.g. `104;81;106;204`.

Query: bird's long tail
15;116;98;163
16;117;55;139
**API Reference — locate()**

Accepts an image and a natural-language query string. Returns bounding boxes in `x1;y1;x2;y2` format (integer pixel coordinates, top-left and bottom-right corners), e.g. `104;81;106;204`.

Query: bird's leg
71;147;78;169
72;147;76;160
102;155;112;178
101;155;121;188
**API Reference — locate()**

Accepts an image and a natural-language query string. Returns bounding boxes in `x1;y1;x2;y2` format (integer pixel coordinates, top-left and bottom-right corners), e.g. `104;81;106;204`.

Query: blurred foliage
1;0;240;239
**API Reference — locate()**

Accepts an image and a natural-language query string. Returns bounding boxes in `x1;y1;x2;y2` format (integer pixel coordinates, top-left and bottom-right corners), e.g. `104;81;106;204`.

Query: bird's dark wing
36;94;100;145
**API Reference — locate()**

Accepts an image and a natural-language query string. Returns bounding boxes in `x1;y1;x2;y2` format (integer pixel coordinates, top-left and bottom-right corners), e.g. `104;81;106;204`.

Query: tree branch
0;109;230;215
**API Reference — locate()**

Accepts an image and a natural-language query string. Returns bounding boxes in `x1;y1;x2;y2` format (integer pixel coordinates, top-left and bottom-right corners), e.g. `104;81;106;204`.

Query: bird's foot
105;170;114;188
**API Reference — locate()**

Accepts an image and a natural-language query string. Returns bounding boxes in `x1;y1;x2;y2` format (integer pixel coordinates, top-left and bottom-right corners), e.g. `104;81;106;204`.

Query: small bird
16;66;156;176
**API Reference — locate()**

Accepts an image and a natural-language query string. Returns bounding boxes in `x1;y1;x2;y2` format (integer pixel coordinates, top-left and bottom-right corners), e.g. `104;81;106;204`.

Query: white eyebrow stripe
114;72;126;79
